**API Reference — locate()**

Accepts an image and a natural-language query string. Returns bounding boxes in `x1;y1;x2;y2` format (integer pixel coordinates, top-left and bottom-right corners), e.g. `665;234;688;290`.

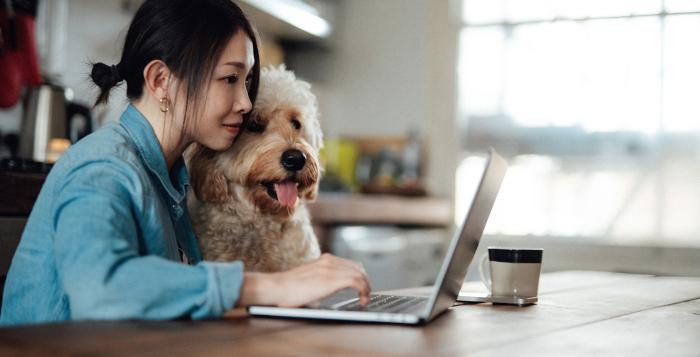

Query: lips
263;180;299;207
222;122;242;134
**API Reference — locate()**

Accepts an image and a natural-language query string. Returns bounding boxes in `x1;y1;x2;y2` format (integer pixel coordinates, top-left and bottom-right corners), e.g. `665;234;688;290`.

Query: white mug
478;247;543;298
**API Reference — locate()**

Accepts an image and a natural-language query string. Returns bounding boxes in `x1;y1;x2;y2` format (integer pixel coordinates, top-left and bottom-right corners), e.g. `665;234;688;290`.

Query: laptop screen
424;149;507;321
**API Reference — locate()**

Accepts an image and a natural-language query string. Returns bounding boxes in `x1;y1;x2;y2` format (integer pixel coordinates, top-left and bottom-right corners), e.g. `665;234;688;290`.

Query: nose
281;149;306;172
234;89;253;115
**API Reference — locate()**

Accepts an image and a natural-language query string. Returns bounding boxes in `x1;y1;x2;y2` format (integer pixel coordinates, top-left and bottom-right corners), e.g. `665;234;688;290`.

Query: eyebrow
221;61;248;70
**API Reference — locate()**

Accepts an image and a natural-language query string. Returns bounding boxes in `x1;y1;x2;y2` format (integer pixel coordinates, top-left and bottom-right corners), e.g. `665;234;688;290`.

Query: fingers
319;254;371;305
356;277;371;305
274;254;372;308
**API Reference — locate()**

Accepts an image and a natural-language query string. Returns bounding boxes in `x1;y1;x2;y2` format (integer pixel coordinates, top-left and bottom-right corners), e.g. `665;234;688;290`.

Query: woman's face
188;30;254;151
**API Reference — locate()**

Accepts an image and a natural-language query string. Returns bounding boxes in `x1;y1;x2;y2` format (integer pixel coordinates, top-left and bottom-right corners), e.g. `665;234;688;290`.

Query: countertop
308;192;452;226
0;170;46;216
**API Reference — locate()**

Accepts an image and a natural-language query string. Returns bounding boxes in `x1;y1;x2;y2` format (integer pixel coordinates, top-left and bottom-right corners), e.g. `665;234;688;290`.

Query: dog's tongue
274;181;298;207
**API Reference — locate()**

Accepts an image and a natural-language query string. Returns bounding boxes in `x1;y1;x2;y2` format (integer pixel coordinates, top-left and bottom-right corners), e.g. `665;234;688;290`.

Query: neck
132;100;192;170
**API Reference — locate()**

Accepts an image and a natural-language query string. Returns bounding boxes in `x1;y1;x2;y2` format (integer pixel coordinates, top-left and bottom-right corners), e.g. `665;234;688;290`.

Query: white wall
315;0;460;198
62;0;133;125
318;0;430;137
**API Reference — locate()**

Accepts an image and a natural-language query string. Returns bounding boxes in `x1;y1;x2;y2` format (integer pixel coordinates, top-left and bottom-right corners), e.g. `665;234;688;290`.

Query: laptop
248;149;507;325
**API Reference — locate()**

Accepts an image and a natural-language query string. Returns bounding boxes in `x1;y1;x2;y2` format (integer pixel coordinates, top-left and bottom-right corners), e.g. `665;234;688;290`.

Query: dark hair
90;0;260;120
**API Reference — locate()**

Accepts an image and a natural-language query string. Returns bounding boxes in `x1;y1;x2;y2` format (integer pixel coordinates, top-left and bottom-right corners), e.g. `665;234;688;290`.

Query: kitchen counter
0;171;454;226
0;170;46;216
0;171;454;252
307;193;453;251
308;192;452;227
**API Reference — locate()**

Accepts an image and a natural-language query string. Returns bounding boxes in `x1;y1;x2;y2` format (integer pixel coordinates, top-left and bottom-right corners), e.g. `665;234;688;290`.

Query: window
457;0;700;246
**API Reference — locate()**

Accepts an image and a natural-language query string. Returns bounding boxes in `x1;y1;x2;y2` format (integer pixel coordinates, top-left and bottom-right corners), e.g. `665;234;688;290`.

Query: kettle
18;84;93;163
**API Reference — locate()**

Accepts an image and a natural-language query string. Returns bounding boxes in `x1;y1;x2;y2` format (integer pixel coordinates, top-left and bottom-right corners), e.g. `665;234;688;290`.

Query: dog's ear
187;144;229;203
304;150;321;202
304;182;319;201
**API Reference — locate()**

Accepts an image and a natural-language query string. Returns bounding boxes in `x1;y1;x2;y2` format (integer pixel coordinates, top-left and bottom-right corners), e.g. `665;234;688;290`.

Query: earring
159;97;170;113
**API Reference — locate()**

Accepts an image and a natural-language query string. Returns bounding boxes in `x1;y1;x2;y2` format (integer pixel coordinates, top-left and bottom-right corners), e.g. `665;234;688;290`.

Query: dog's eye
291;119;302;130
246;121;265;133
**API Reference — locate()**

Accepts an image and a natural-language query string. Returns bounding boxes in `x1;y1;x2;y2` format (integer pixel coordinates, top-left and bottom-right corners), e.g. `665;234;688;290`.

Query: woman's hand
236;253;371;308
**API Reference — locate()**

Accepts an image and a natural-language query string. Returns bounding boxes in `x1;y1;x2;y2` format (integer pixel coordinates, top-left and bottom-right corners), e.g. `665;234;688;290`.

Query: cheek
204;87;233;118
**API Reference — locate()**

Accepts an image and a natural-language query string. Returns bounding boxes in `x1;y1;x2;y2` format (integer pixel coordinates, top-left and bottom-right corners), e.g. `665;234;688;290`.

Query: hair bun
91;62;122;89
91;62;124;106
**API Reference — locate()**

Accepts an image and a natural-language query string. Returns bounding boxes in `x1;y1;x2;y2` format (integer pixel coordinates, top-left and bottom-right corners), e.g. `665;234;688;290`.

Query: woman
0;0;370;325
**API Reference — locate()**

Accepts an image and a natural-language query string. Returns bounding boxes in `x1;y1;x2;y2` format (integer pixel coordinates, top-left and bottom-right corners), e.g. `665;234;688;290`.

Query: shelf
308;193;452;227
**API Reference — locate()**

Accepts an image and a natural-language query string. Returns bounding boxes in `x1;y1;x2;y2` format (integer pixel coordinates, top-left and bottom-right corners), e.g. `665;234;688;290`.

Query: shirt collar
120;104;189;204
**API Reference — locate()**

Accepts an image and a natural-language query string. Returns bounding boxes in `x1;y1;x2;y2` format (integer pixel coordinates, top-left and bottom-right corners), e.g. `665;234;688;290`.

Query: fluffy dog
187;65;322;272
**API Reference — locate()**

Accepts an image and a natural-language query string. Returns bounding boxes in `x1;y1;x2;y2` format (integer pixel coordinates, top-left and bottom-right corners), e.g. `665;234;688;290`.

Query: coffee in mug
479;247;543;299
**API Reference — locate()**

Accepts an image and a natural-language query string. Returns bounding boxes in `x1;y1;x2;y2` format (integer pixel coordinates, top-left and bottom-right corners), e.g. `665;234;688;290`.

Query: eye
245;120;265;133
245;76;253;89
291;118;302;130
225;75;239;84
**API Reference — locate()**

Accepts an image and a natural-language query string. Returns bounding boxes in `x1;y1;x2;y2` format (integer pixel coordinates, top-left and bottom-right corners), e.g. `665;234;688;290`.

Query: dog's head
189;65;323;217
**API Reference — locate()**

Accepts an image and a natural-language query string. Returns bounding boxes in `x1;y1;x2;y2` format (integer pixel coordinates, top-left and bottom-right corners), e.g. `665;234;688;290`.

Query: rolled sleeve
197;261;245;318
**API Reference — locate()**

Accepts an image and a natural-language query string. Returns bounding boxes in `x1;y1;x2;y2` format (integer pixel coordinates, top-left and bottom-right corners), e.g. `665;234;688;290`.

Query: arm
53;162;242;320
237;253;371;308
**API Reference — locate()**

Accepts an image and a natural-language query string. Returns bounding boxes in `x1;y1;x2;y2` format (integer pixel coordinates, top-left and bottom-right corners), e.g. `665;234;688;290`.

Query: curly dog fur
188;65;322;272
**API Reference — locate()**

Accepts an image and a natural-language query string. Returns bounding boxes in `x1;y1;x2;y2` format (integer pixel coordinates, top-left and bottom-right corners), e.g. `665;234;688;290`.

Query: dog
187;65;323;273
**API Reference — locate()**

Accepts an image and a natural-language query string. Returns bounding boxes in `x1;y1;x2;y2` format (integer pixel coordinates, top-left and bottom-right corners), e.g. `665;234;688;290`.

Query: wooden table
0;271;698;356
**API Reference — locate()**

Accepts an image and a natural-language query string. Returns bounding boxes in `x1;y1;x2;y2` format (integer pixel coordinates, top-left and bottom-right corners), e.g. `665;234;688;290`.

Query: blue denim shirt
1;104;244;325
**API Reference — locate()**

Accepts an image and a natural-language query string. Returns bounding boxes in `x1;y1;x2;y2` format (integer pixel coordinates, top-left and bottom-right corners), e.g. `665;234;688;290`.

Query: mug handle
478;253;491;294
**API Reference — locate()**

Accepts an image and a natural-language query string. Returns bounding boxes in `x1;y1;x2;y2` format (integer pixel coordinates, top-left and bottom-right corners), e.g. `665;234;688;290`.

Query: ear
142;59;173;100
187;144;230;203
304;150;322;202
305;182;319;201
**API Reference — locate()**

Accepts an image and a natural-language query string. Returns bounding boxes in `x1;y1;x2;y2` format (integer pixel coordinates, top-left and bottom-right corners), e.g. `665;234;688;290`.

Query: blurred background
1;0;699;292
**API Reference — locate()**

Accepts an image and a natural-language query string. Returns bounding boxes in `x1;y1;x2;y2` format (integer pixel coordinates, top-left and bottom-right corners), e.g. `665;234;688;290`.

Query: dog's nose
281;149;306;171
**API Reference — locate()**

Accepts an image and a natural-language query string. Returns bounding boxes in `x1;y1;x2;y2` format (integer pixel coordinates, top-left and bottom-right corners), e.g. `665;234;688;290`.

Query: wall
312;0;460;198
317;0;430;137
61;0;133;125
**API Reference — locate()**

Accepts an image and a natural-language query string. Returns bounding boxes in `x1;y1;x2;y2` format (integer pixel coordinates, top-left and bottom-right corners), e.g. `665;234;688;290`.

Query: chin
202;138;235;152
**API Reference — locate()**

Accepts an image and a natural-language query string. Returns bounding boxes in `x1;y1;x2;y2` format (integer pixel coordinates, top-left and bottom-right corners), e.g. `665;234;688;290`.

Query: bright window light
458;27;504;116
458;1;700;246
462;0;663;23
663;15;700;132
665;0;700;13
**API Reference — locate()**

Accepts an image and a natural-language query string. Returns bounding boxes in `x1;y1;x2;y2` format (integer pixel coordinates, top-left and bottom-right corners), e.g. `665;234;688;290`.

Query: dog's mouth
262;179;299;208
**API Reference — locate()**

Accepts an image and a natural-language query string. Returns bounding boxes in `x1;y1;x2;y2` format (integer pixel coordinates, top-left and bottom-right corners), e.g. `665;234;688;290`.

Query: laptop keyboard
334;294;428;313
